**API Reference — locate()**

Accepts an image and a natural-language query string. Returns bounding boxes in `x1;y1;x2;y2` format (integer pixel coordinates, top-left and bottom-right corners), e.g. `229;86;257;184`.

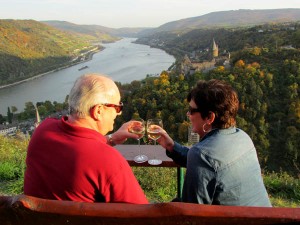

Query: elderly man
24;73;148;204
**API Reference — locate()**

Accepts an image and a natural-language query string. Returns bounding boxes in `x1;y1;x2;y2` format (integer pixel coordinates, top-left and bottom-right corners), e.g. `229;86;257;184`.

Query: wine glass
129;119;148;163
147;118;163;165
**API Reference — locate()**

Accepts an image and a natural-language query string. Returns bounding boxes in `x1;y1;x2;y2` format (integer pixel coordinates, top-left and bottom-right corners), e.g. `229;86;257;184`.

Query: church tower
34;104;41;128
212;38;218;57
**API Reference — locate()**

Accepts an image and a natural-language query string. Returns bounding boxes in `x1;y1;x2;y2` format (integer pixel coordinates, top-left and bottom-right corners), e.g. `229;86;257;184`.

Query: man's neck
67;115;103;134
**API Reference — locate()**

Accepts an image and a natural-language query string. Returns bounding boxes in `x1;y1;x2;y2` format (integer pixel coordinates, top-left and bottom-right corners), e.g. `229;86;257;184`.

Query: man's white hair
68;73;118;118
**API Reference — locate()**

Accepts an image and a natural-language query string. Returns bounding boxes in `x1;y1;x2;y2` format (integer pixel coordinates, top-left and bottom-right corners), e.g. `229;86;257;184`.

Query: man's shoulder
31;118;60;135
40;117;60;126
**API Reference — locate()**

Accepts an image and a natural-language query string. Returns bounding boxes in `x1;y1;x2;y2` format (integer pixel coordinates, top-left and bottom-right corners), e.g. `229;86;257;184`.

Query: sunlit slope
0;19;102;85
0;19;94;58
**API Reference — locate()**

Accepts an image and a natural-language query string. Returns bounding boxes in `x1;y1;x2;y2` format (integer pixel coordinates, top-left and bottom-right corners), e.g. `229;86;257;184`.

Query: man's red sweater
24;116;148;204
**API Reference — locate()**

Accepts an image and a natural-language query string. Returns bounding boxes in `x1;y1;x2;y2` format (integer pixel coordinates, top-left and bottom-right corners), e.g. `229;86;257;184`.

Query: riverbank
0;37;175;115
0;47;101;90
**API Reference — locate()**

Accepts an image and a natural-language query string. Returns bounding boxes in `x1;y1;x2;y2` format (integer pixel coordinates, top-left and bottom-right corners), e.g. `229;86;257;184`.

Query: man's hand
109;121;140;145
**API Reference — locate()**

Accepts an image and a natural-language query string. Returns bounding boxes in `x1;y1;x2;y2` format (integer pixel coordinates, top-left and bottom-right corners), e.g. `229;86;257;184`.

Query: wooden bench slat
1;195;299;225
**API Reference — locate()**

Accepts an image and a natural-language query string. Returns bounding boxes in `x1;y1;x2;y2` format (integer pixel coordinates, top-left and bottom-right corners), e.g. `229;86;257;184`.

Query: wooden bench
0;195;299;225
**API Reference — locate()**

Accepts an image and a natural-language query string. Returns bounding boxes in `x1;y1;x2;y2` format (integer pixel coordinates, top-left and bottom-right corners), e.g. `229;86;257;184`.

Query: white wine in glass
129;119;148;163
147;118;163;165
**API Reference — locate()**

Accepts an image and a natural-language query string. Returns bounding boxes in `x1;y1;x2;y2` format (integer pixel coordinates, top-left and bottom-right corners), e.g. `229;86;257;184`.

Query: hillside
150;8;300;33
42;20;150;38
1;8;300;86
136;22;300;59
0;19;106;86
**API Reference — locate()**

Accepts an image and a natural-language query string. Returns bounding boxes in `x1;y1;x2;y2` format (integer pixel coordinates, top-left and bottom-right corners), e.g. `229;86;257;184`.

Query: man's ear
90;104;103;121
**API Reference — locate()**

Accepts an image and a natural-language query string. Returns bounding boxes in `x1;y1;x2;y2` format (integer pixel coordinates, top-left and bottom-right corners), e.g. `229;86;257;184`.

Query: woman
157;79;271;206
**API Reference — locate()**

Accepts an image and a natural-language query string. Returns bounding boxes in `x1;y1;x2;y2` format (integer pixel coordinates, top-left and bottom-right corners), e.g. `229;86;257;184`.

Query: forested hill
113;48;300;175
0;19;117;87
136;22;300;59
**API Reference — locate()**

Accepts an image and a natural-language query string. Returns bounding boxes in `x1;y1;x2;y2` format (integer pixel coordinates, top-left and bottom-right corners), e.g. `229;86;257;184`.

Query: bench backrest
1;195;299;225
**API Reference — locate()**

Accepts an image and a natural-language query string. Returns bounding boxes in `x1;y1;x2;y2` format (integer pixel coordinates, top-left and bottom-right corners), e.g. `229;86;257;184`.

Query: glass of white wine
129;118;148;163
147;118;163;165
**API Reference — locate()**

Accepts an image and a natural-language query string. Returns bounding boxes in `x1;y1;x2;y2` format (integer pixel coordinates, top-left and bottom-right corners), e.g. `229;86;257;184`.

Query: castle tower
181;54;192;75
212;38;218;57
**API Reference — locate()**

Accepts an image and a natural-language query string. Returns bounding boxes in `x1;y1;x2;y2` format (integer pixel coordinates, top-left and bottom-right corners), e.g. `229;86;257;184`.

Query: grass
0;135;299;207
264;171;300;207
132;167;178;203
0;134;28;195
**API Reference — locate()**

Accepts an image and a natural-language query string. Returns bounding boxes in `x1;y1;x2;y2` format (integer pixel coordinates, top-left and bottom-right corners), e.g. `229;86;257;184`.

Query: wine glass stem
138;139;141;155
153;140;156;159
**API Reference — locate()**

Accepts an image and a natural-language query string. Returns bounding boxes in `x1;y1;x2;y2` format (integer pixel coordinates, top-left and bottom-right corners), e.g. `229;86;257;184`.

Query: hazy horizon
0;0;299;28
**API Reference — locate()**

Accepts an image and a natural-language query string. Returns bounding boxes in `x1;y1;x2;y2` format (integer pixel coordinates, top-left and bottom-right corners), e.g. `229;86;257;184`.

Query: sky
0;0;300;28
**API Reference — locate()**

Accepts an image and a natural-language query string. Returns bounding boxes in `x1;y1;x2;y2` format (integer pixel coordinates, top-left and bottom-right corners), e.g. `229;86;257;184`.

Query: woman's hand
156;127;175;152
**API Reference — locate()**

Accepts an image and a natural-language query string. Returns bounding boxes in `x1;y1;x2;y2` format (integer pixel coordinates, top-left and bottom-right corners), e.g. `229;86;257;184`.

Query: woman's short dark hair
187;79;239;129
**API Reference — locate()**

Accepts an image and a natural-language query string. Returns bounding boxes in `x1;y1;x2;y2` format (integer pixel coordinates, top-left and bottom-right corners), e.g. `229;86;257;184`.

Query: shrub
264;171;300;206
0;162;20;180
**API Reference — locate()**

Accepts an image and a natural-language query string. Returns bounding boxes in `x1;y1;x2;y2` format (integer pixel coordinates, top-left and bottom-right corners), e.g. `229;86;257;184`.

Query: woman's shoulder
195;127;255;156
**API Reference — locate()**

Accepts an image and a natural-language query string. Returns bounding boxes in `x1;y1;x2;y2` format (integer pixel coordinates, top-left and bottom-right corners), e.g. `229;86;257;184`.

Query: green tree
7;107;13;124
11;106;18;113
0;114;6;124
19;101;35;120
44;100;55;113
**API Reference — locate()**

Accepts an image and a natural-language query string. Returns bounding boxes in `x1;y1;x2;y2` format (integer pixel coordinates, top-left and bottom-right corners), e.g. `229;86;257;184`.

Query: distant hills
152;8;300;32
41;20;120;42
41;9;300;38
42;21;150;39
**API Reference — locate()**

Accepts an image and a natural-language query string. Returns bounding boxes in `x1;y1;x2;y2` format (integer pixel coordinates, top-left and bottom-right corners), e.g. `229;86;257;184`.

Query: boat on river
78;66;88;71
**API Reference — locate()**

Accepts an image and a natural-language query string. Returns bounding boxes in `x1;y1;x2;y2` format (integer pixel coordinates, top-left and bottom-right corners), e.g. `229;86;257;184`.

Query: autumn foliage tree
115;48;299;176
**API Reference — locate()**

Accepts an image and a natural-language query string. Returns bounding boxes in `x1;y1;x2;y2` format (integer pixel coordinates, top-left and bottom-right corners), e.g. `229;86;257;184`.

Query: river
0;38;175;115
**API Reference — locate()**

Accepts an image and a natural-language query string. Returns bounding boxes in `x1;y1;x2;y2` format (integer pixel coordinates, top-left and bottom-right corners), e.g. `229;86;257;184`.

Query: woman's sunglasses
188;106;201;115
